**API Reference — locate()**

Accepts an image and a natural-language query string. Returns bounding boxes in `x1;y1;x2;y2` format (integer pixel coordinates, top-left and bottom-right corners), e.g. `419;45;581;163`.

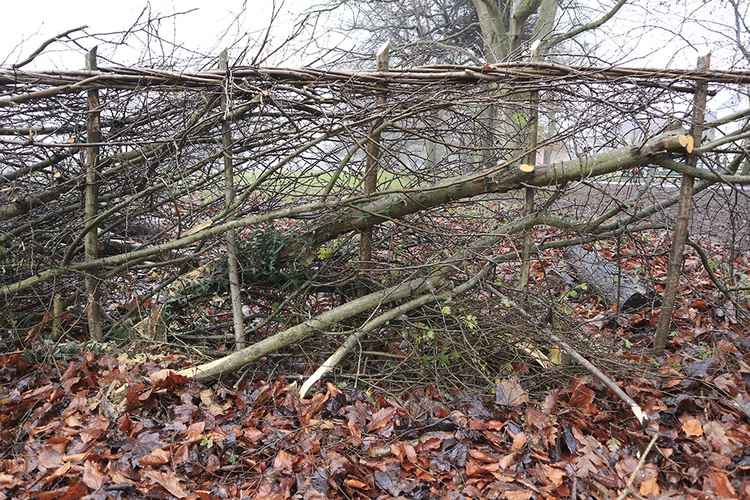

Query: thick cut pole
565;245;652;310
220;49;246;350
84;47;103;341
51;294;64;338
359;41;389;270
654;53;711;353
519;41;542;289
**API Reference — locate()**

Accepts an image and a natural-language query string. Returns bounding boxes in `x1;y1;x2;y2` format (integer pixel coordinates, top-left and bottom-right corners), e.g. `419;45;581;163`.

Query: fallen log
564;245;652;310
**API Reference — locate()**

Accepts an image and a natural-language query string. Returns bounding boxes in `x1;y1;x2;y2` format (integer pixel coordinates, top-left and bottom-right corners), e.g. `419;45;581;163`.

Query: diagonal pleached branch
178;274;445;381
299;263;493;398
0;131;693;298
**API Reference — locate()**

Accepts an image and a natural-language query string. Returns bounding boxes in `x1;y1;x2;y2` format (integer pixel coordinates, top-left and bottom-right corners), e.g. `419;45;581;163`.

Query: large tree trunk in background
469;0;557;168
470;0;507;168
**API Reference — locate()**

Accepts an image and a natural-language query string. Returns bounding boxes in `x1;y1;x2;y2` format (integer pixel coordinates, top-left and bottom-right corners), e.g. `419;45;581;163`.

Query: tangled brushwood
0;30;748;401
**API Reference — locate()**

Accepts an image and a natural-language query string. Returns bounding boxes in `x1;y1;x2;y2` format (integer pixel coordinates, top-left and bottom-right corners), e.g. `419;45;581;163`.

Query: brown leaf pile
1;344;749;499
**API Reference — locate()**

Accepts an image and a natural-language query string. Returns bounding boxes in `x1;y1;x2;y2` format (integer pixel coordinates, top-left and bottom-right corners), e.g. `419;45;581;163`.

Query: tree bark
565;245;652;311
360;41;389;271
51;294;64;339
84;47;103;341
220;49;246;350
304;132;694;249
654;54;711;353
178;274;443;381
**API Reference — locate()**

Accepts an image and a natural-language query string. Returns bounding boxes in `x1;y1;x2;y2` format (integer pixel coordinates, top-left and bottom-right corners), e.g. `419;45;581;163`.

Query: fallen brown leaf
144;469;188;498
139;447;170;466
82;460;105;490
680;415;703;437
495;378;529;407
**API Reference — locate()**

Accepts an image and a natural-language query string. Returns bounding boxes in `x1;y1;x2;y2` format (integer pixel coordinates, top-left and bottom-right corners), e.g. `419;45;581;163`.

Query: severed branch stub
679;134;694;153
519;163;535;173
642;133;693;155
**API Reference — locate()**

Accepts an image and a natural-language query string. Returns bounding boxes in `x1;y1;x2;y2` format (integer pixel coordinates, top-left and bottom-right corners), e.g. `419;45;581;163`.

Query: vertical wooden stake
359;41;390;271
654;53;711;353
51;293;64;339
220;49;246;350
519;41;541;290
84;47;103;341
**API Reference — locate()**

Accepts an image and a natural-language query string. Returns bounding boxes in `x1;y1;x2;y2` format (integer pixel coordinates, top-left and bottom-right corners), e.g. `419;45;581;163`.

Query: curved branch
546;0;628;49
13;25;88;69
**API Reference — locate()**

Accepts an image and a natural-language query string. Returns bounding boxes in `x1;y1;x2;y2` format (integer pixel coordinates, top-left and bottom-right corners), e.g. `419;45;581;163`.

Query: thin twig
13;26;88;69
615;432;660;500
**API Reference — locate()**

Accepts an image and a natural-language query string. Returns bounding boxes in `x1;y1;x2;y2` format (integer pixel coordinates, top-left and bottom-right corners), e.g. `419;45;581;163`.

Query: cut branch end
678;134;694;154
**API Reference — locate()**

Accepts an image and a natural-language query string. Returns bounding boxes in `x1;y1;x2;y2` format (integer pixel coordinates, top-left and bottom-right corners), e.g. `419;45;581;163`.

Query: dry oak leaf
390;442;417;465
639;476;660;497
344;478;369;490
80;415;110;443
495;377;529;408
703;469;737;499
466;459;501;477
273;449;295;474
680;415;703;437
469;449;497;463
541;464;565;487
703;421;734;455
144;469;188;498
0;473;17;487
184;421;206;443
38;443;64;469
511;432;528;451
503;490;534;500
82;460;106;490
568;378;597;415
199;389;229;416
139;447;170;466
367;407;396;433
149;369;188;390
58;481;88;500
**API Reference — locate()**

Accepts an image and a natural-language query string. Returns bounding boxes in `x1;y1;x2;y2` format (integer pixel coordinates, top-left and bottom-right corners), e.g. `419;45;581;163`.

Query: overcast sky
0;0;333;70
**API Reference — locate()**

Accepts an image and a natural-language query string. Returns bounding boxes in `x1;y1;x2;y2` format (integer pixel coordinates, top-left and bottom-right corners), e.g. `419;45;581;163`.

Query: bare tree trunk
220;49;246;350
654;54;711;353
360;42;390;271
84;47;103;341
